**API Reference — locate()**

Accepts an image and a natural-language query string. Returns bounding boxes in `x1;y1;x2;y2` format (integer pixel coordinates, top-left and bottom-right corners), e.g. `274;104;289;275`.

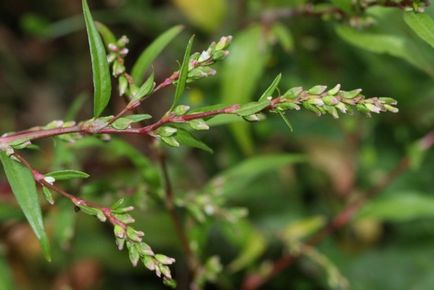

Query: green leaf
222;220;266;272
65;92;88;121
404;12;434;49
161;136;180;147
207;154;305;197
258;73;281;101
175;129;213;153
282;216;326;242
336;25;434;76
95;21;116;47
221;25;269;155
112;114;153;129
0;254;15;290
50;200;76;250
124;114;152;122
42;186;55;205
131;25;184;85
169;35;194;112
206;114;244;126
46;169;89;180
173;0;226;32
278;111;293;132
236;100;270;116
132;72;155;101
0;152;51;261
229;230;265;272
272;23;294;52
357;192;434;222
82;0;112;117
158;126;177;137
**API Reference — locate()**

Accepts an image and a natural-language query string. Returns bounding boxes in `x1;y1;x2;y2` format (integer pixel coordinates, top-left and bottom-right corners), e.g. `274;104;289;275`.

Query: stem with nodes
12;152;127;229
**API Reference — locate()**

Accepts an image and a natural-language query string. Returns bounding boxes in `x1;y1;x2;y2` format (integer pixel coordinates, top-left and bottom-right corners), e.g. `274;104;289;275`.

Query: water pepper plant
5;0;428;289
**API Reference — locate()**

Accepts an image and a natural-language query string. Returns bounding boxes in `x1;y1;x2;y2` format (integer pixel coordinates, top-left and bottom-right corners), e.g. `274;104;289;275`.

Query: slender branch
12;152;128;229
0;87;398;147
241;130;434;290
157;149;199;274
0;104;241;145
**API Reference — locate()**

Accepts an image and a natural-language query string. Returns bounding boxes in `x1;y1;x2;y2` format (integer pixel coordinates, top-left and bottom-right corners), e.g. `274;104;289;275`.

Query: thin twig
157;149;199;274
12;152;128;229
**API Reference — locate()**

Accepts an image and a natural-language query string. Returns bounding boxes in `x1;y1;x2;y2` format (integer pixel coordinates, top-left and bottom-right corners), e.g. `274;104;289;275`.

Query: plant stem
0;104;243;146
12;152;128;229
157;149;199;274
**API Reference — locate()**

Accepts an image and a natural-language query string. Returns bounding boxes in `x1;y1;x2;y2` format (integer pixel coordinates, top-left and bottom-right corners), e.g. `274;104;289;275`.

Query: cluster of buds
107;35;129;77
275;84;398;118
75;198;177;287
186;35;232;82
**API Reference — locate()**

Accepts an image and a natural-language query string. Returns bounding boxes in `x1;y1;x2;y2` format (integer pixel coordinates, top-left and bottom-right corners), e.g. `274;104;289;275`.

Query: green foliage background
0;0;433;290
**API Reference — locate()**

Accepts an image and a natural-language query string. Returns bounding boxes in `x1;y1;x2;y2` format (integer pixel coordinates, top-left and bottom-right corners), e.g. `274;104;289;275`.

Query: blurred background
0;0;433;290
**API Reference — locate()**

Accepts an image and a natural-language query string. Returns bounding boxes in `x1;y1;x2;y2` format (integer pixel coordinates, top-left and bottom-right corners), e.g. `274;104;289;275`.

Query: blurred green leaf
358;192;434;222
65;93;88;121
208;154;305;197
50;200;76;251
221;25;270;155
272;23;294;52
131;25;184;85
0;152;51;261
282;215;326;241
336;25;434;76
228;222;266;272
82;0;112;117
170;35;194;112
0;253;14;290
173;0;226;32
404;12;434;49
331;0;353;13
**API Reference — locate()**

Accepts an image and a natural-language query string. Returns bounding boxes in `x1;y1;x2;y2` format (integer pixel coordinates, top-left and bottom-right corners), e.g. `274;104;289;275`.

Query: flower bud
215;35;233;50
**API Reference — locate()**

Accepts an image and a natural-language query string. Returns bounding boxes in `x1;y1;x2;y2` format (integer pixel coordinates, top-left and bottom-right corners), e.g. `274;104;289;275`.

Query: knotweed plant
0;0;401;288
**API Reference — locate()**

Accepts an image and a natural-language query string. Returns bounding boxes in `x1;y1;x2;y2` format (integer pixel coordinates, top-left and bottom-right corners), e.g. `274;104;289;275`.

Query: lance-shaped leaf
0;152;51;261
46;169;89;181
258;73;281;101
132;25;184;85
96;21;116;47
236;100;270;116
176;129;213;153
404;12;434;49
83;0;112;117
169;35;194;112
221;25;269;155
